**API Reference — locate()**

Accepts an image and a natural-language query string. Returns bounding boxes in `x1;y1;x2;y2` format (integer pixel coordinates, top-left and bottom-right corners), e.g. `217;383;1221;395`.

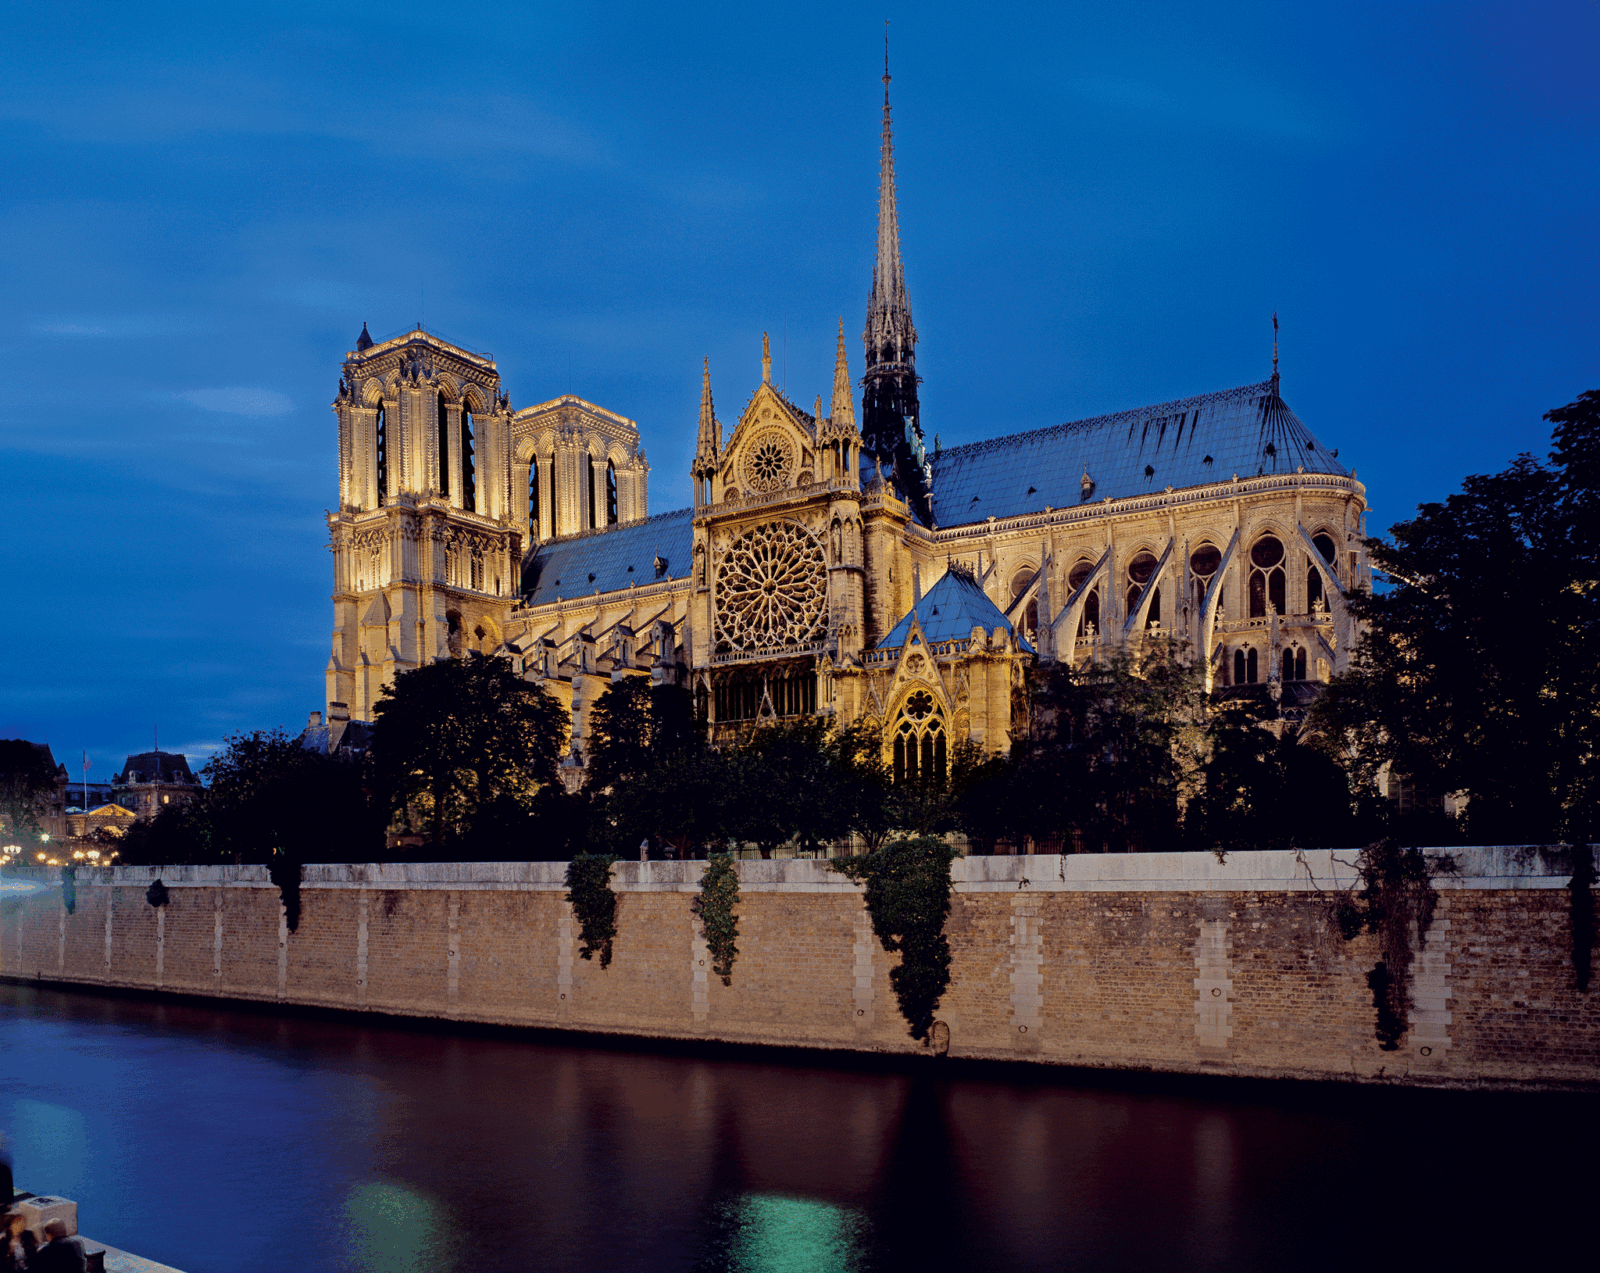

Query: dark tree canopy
0;740;59;842
1312;390;1600;844
370;654;567;848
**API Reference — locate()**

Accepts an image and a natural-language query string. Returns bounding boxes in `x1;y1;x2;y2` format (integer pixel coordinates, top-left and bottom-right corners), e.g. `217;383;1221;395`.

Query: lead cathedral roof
519;381;1344;606
926;380;1346;527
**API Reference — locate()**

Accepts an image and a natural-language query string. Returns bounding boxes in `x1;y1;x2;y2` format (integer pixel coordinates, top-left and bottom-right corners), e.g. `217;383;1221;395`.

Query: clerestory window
1249;536;1286;618
1069;558;1100;640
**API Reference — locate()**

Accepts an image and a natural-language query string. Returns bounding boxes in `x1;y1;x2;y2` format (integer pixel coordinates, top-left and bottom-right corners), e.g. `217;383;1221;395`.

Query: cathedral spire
831;317;858;436
761;331;772;385
692;359;721;506
861;31;929;523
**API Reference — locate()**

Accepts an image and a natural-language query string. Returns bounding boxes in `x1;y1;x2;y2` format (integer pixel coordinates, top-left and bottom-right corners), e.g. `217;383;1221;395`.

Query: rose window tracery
743;431;795;494
714;521;827;653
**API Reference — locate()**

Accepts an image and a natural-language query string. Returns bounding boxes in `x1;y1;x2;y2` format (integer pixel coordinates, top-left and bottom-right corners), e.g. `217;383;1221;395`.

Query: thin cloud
30;315;204;338
1071;74;1344;142
177;387;295;417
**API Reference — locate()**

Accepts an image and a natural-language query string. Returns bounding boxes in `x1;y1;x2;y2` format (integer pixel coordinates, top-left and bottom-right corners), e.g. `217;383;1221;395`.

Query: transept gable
720;382;819;500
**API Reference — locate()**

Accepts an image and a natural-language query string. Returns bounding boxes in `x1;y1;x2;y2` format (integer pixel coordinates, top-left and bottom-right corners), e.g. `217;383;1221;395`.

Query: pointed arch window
1009;567;1038;646
375;403;387;506
462;404;476;513
1249;536;1286;618
529;456;541;538
437;393;451;498
1127;550;1160;629
1190;543;1221;614
892;689;947;786
1069;559;1100;641
1307;532;1336;611
588;457;598;529
606;459;618;525
1247;647;1259;683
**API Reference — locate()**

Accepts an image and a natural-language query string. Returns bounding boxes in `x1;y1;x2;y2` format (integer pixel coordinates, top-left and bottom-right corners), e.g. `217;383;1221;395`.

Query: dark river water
0;983;1589;1273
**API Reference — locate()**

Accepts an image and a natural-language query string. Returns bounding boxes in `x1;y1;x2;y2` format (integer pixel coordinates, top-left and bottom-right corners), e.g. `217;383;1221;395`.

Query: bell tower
326;325;521;723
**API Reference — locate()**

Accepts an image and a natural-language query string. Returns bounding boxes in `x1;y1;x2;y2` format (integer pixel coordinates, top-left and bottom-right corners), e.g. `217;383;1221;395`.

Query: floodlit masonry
320;57;1369;775
4;848;1595;1089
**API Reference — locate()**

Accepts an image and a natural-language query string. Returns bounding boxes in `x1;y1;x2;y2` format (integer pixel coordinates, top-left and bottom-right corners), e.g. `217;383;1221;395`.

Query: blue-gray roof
523;507;695;604
927;381;1346;528
877;569;1035;654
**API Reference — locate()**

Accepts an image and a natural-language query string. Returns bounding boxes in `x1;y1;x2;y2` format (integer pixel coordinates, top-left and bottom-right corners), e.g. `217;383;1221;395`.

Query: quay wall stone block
2;848;1596;1088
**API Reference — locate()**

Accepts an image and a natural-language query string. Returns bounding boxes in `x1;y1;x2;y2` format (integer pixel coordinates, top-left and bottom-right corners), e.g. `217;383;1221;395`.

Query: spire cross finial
1272;310;1280;383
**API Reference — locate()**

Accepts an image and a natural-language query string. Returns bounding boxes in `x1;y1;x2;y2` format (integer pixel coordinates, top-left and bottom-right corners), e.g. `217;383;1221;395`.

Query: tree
1187;703;1363;855
1013;643;1208;853
370;654;567;849
1312;391;1600;844
203;728;378;864
726;717;853;857
0;740;58;842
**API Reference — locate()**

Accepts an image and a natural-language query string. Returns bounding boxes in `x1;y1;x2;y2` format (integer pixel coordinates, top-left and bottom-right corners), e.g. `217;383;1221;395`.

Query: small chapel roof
876;568;1035;654
927;381;1346;527
523;507;696;605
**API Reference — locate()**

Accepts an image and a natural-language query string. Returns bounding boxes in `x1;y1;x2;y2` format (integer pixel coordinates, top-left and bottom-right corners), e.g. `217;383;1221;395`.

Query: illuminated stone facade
324;70;1370;772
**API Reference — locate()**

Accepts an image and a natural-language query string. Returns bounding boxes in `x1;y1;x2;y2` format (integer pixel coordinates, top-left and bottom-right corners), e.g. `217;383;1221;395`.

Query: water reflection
343;1181;454;1273
0;984;1591;1273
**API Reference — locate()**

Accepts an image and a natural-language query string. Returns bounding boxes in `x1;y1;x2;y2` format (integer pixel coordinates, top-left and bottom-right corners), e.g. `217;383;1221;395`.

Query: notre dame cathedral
323;61;1370;779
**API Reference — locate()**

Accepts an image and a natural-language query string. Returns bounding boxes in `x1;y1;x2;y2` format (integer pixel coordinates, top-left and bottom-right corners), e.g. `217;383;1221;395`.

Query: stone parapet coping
8;846;1577;894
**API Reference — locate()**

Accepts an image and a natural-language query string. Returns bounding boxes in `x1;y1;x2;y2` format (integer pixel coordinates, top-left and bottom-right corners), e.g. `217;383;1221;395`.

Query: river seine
0;983;1589;1272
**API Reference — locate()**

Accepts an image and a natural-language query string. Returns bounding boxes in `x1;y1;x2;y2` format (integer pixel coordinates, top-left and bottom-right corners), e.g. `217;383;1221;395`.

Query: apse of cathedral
324;59;1369;773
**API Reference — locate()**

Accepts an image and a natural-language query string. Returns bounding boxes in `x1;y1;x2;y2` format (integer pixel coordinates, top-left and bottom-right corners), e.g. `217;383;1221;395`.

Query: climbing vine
269;856;302;933
691;854;740;985
1330;839;1454;1051
59;864;76;915
831;835;960;1041
145;878;170;908
566;853;619;968
1570;844;1594;993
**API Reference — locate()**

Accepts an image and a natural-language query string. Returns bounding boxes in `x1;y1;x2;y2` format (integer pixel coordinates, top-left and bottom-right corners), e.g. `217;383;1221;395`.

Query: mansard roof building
324;61;1369;776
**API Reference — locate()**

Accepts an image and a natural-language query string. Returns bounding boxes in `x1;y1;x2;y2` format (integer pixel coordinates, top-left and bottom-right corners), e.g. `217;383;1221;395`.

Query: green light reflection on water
343;1181;455;1273
724;1192;869;1273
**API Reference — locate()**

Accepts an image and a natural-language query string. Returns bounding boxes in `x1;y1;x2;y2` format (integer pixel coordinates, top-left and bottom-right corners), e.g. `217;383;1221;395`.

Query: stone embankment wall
2;849;1594;1088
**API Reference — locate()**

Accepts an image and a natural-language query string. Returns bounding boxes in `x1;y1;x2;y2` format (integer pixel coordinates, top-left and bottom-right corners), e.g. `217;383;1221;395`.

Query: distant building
111;751;203;820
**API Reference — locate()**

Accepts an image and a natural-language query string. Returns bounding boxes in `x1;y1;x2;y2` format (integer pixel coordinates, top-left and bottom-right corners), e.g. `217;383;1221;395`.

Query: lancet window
462;405;476;513
529;457;541;538
588;457;598;529
1281;646;1307;681
606;460;618;526
1009;567;1038;646
1190;543;1221;613
375;404;387;507
1069;558;1100;640
1307;532;1336;611
1248;535;1286;618
892;689;947;786
1127;550;1161;628
437;393;451;498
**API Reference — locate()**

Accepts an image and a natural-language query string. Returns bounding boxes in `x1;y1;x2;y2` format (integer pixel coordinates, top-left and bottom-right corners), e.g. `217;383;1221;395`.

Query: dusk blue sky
2;2;1595;778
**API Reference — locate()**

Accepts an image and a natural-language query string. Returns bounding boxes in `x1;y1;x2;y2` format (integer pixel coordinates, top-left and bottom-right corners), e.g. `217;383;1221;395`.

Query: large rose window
715;521;827;653
742;431;795;494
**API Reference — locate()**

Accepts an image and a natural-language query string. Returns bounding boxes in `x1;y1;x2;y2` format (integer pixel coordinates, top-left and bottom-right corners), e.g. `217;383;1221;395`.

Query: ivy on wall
145;878;170;908
832;836;960;1041
691;854;740;985
1570;844;1594;993
566;853;618;968
269;856;302;933
1331;840;1454;1051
